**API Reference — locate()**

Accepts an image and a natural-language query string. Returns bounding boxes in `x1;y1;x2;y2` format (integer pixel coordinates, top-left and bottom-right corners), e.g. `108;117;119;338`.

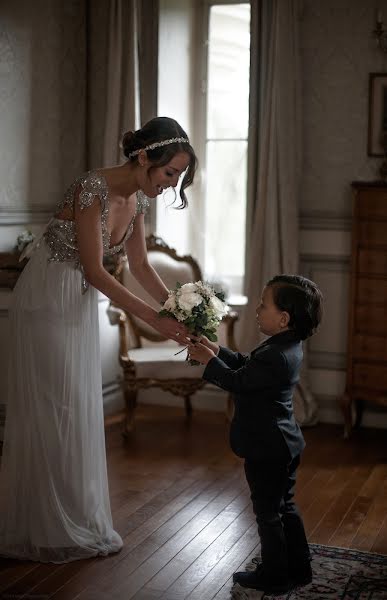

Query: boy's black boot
233;566;290;594
289;561;313;587
239;560;312;591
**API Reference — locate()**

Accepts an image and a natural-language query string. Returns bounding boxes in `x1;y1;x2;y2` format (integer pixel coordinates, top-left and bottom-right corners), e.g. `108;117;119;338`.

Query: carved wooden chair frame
110;234;238;437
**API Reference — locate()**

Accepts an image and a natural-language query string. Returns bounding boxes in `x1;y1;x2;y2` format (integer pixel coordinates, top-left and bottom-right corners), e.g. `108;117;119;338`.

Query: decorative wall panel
300;0;387;219
0;0;86;219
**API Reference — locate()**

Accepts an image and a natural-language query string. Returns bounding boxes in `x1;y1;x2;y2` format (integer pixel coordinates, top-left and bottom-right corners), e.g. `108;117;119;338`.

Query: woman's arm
124;214;170;305
74;195;187;342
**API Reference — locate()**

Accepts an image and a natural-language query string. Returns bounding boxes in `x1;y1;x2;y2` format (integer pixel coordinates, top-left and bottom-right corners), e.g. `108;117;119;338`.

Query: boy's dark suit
202;330;311;583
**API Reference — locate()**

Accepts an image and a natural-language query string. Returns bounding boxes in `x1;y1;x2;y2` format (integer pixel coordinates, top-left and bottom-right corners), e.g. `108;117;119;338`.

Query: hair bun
121;130;137;158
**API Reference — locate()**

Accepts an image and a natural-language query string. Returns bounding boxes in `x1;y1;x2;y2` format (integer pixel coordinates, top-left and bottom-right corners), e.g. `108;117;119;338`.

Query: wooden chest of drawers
341;183;387;437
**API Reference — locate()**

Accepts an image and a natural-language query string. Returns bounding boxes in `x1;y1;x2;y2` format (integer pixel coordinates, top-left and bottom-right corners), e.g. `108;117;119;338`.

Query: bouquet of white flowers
15;229;35;253
159;281;229;364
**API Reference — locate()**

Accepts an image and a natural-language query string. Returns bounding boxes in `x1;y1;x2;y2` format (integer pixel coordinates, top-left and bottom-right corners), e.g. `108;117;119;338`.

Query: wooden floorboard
96;473;245;598
135;492;251;597
352;474;387;551
0;405;387;599
151;506;255;599
308;464;372;544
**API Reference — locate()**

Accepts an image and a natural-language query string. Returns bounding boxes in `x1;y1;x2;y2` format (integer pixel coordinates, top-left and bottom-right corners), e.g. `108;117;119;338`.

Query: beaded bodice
43;171;149;293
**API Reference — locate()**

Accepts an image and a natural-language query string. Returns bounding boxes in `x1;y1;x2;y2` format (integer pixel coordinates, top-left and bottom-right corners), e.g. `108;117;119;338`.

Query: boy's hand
187;341;215;365
190;334;219;356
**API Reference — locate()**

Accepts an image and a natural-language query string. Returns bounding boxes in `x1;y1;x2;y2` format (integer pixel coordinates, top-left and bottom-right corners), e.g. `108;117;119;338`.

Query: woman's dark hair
121;116;197;208
266;274;323;340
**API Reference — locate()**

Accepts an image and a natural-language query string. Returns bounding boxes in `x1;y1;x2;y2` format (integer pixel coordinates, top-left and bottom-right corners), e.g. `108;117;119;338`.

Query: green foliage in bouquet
159;281;229;364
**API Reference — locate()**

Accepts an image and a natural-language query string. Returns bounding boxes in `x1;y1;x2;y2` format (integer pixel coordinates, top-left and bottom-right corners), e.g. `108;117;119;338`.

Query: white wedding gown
0;172;148;563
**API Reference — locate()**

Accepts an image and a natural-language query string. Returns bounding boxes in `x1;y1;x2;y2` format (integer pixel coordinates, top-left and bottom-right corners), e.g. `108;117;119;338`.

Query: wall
0;0;86;231
155;0;387;427
3;0;387;430
0;0;122;439
300;0;387;427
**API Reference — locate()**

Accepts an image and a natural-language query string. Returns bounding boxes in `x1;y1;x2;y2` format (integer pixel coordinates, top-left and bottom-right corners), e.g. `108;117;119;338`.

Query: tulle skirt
0;241;123;563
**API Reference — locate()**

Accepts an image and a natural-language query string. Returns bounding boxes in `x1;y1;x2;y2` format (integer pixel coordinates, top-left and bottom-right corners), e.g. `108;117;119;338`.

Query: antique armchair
109;234;238;437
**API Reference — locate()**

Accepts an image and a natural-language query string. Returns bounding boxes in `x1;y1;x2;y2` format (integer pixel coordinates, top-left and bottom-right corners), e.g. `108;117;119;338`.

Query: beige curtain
86;0;158;231
240;0;318;426
137;0;159;126
102;0;139;167
85;0;158;168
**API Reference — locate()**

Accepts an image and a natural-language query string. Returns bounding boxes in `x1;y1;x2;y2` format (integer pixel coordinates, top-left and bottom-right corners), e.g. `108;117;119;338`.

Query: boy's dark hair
266;274;323;340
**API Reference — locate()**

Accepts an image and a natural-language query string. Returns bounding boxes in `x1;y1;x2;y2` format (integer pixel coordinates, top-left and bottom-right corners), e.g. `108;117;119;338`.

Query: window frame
191;0;251;294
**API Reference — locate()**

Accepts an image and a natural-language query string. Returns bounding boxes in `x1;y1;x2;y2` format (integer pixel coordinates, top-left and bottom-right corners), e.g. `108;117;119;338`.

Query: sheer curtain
240;0;318;426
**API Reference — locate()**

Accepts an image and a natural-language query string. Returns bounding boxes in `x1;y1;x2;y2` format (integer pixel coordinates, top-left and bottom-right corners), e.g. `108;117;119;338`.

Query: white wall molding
0;206;53;226
300;211;352;232
309;367;346;398
316;394;387;430
300;256;350;372
301;253;350;268
102;382;124;416
300;229;351;262
308;350;346;370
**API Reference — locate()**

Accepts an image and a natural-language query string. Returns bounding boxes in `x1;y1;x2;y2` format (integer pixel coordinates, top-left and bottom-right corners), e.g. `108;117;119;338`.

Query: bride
0;116;196;563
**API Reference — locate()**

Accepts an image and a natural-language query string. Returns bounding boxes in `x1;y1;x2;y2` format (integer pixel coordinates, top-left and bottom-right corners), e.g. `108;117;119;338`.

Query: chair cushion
128;345;205;379
121;251;199;339
122;251;197;308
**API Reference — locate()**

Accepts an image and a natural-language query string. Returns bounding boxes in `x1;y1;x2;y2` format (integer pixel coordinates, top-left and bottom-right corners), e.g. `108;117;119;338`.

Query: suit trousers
244;454;310;580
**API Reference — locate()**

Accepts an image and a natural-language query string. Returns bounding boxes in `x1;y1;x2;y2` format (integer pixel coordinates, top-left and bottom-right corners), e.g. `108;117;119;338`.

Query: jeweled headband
128;136;189;159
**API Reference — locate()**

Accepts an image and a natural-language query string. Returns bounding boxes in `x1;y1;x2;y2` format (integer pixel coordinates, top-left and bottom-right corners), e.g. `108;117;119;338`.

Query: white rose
175;312;187;322
163;295;176;312
178;291;203;312
210;296;228;318
196;281;213;296
180;283;198;294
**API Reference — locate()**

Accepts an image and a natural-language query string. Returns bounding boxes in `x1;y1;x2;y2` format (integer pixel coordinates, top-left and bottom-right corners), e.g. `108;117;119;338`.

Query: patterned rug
231;543;387;599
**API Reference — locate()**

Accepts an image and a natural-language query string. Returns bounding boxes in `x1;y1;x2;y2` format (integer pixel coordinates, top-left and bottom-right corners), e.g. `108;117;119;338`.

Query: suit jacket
203;330;305;462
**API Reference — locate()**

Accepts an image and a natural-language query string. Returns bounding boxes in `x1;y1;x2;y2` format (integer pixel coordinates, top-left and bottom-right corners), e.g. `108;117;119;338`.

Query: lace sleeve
136;190;150;214
78;172;109;210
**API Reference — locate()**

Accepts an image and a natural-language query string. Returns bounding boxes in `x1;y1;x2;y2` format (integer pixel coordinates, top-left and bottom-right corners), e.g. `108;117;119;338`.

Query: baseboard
102;382;124;416
317;395;387;429
3;388;386;444
0;385;226;442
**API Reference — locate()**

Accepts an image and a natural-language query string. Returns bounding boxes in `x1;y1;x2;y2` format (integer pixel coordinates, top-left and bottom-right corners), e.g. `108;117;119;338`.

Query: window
197;1;251;295
156;0;250;297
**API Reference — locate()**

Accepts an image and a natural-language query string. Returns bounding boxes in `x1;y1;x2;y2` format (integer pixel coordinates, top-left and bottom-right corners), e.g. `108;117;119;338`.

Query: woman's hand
187;341;215;365
151;314;190;344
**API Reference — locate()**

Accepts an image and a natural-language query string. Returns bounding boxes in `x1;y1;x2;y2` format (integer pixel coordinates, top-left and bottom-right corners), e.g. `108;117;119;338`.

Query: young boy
187;274;323;595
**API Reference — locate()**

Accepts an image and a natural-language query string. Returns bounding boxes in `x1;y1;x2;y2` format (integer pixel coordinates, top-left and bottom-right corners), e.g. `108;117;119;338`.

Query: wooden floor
1;404;387;599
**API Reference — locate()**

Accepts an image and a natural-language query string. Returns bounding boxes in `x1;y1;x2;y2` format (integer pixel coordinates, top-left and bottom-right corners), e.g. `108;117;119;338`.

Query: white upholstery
128;346;205;379
112;236;235;434
122;251;197;338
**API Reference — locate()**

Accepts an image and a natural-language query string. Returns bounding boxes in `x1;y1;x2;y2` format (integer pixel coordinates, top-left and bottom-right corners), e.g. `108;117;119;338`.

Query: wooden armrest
222;310;239;351
107;302;133;357
103;254;126;278
106;303;126;326
0;251;28;289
